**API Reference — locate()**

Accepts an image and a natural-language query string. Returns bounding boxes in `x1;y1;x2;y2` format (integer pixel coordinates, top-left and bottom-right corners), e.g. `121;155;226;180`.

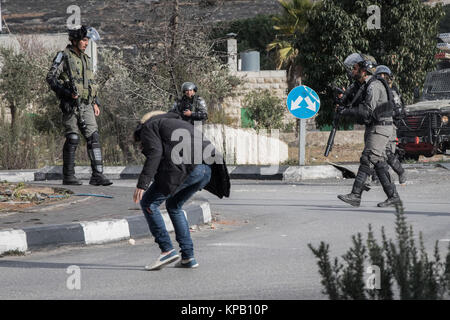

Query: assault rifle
324;84;346;157
324;82;365;157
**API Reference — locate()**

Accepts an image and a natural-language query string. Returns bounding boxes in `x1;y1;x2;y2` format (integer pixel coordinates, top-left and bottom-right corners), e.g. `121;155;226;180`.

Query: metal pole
299;118;306;165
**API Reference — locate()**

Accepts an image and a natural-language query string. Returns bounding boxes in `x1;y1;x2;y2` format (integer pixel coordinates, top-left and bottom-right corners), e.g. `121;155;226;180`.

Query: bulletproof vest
61;47;98;101
358;76;394;123
374;76;395;121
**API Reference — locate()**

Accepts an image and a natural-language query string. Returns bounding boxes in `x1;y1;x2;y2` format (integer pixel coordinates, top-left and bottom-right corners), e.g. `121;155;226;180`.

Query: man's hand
133;188;145;204
93;104;100;116
336;105;346;114
183;109;192;117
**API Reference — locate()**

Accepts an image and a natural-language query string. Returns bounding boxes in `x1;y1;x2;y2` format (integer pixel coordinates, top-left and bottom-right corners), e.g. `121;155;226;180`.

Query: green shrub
309;207;450;300
243;89;286;130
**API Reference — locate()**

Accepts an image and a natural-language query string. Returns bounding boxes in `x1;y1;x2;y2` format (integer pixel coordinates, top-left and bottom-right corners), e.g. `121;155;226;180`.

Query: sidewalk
0;183;211;255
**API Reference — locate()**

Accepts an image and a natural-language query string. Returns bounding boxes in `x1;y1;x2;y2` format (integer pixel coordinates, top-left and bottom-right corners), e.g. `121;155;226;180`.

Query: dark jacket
136;112;230;198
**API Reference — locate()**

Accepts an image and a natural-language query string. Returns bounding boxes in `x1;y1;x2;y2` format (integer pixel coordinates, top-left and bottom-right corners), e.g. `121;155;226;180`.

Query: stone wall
222;70;290;126
221;70;318;130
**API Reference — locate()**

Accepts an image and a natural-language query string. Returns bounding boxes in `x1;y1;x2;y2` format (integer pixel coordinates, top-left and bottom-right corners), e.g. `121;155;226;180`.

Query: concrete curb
0;201;211;255
1;163;447;183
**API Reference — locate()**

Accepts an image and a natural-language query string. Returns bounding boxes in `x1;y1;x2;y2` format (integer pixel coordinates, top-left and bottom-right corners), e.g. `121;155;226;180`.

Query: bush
308;207;450;300
243;89;286;130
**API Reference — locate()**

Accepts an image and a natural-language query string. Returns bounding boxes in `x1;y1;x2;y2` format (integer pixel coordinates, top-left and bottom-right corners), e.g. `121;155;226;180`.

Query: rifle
324;81;365;157
64;53;87;133
324;84;345;157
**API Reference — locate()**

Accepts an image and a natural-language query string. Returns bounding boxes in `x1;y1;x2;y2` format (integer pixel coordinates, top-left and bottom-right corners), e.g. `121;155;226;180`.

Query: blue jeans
140;164;212;260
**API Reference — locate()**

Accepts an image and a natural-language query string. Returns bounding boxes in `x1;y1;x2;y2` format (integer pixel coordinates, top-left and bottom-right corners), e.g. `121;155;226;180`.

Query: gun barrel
324;128;337;157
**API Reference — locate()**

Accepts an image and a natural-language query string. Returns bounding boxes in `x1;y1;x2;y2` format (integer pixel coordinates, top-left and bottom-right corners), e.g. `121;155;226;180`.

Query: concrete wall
204;124;288;165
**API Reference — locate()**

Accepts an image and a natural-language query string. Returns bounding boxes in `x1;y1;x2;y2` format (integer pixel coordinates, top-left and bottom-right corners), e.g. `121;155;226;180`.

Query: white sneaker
145;249;180;271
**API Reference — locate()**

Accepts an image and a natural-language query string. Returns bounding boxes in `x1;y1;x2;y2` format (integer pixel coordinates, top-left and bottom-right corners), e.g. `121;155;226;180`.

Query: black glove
336;105;346;115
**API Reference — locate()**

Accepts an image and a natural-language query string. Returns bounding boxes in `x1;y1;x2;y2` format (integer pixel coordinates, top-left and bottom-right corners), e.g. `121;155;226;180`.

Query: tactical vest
359;76;394;123
60;47;98;102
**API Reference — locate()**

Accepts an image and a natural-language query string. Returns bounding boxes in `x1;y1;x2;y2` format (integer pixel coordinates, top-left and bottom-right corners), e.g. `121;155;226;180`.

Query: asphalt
1;162;449;255
0;181;211;255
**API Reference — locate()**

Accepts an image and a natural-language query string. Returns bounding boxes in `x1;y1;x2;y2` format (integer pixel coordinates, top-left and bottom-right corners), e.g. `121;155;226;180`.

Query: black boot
387;151;407;185
374;161;402;208
87;132;113;186
62;133;82;185
338;165;371;207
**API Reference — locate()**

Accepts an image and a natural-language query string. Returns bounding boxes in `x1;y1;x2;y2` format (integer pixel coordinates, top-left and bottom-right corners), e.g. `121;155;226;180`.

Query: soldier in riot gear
374;65;407;185
336;53;403;209
46;25;112;186
169;82;208;125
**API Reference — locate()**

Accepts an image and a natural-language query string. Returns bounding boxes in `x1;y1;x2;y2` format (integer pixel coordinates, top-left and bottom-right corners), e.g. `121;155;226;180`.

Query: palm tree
267;0;315;91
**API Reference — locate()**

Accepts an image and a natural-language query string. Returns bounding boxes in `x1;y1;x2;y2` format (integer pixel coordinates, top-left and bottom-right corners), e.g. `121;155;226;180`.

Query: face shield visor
86;27;101;42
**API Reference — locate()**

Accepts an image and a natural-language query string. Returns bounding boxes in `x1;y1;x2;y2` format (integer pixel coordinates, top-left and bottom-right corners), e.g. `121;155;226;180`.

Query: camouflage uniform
47;43;111;186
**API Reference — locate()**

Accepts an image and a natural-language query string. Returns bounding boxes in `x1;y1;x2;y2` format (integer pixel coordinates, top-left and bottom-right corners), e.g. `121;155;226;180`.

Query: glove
336;105;346;115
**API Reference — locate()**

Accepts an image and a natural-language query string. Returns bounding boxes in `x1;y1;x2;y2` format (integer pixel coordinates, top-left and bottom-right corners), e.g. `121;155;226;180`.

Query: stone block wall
222;70;290;126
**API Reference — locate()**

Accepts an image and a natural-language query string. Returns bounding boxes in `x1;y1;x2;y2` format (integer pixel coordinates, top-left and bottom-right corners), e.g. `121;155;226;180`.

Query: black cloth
136;112;230;198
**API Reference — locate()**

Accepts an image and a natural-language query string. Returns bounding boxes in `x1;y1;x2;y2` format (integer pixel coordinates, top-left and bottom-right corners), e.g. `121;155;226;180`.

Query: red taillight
415;137;420;144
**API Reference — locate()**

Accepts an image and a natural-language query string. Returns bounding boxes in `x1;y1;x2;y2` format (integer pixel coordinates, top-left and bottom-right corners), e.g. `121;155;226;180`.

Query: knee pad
86;131;100;145
386;150;396;164
65;133;79;146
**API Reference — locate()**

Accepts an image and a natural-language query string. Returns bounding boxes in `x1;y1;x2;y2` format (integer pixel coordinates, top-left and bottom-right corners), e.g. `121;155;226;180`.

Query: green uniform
46;45;99;138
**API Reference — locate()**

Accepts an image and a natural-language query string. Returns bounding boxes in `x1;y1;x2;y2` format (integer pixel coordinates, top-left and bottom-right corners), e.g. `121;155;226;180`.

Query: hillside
1;0;282;45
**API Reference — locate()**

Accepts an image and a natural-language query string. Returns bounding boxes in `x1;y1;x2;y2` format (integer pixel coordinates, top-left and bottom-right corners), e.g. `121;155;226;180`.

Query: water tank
240;51;260;71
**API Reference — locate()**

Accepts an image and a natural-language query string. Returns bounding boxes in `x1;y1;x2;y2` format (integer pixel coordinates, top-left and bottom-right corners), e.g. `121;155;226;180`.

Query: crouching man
133;111;230;270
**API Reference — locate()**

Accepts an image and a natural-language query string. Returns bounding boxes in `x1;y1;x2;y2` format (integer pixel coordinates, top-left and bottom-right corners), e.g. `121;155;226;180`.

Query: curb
0;201;211;255
1;163;447;183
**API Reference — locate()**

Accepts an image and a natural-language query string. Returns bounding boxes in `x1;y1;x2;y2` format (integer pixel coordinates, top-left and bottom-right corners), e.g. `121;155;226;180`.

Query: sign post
286;85;320;166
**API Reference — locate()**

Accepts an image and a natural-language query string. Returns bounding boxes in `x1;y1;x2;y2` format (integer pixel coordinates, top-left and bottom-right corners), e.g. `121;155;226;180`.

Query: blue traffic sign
286;85;320;119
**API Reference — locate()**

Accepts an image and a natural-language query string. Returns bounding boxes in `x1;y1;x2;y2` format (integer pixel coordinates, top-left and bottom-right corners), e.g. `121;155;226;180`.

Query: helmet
68;25;100;42
181;82;198;93
343;53;377;74
375;65;393;79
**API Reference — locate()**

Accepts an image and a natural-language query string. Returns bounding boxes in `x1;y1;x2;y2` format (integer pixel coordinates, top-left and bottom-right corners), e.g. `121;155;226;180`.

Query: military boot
338;165;371;207
374;161;402;208
62;133;82;185
87;132;113;186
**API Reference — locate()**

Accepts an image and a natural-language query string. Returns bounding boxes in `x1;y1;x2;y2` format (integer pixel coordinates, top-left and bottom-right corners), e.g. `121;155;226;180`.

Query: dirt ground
0;182;72;213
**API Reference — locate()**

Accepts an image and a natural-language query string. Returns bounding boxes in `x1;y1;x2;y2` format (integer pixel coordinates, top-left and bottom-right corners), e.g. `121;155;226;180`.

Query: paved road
1;166;449;300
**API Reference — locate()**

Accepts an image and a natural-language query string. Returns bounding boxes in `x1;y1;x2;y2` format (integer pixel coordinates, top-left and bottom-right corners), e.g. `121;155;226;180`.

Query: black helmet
181;82;198;93
344;53;377;74
375;65;393;79
68;25;100;42
68;25;88;42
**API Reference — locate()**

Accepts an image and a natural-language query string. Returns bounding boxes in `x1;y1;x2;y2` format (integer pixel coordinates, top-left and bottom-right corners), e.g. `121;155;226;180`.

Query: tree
0;48;35;130
96;0;240;163
267;0;315;91
211;14;278;70
298;0;444;128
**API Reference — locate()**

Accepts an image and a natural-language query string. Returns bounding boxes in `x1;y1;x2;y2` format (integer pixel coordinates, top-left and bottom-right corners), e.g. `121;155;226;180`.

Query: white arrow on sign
290;96;303;111
305;96;316;112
